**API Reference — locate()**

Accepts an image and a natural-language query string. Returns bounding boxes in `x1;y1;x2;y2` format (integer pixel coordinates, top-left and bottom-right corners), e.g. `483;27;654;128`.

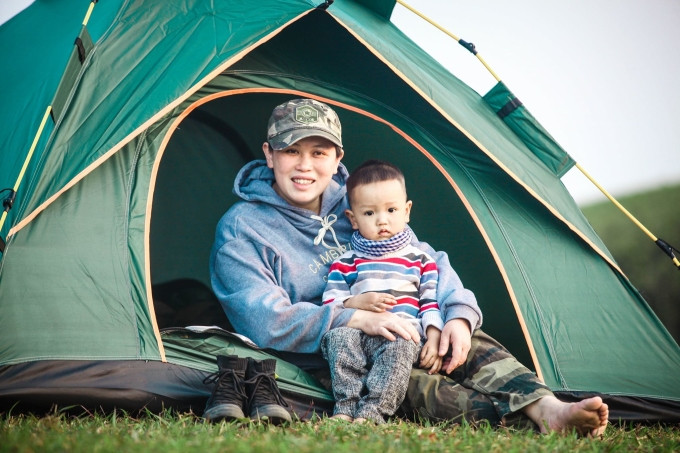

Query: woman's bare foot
524;396;608;436
353;417;368;424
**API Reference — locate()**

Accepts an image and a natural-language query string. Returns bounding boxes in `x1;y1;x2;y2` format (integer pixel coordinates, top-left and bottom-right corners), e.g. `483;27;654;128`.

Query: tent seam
126;132;145;358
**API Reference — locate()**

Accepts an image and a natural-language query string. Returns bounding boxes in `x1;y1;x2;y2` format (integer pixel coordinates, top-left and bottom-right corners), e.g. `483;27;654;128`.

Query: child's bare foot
524;396;608;436
330;414;353;422
353;417;367;424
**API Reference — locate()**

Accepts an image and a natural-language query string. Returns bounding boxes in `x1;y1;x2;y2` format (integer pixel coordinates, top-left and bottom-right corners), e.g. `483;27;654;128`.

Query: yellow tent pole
82;0;97;26
575;163;656;241
395;0;501;82
575;163;680;269
0;106;52;235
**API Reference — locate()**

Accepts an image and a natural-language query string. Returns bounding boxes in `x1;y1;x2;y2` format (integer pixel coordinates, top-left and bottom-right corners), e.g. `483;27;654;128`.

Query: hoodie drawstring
311;214;344;250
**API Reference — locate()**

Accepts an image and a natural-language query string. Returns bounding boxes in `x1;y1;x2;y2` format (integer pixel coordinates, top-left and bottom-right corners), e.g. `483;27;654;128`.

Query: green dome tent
1;0;678;421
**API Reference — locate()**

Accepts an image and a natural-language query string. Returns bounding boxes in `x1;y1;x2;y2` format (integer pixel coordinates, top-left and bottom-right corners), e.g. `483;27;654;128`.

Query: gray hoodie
210;160;482;353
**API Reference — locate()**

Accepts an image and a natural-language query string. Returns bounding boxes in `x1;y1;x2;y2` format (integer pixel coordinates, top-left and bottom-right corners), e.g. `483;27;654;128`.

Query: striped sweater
322;244;444;337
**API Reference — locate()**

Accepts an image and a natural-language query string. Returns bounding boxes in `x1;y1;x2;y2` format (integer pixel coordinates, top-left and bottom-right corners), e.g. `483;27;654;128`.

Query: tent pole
395;0;501;82
82;1;97;26
0;106;52;236
575;163;680;270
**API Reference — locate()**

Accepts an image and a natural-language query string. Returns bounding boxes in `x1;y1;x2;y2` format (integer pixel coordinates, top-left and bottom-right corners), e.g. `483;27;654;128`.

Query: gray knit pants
321;326;420;424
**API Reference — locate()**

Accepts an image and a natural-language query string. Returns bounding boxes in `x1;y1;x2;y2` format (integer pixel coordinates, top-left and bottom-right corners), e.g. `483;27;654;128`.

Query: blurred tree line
581;183;680;343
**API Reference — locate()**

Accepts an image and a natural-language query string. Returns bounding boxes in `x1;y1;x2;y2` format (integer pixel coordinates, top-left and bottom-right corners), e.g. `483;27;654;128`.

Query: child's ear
345;209;359;230
405;200;413;222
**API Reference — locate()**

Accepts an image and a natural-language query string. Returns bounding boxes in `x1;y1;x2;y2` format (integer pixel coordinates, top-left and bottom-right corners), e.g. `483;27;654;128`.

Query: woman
209;98;608;435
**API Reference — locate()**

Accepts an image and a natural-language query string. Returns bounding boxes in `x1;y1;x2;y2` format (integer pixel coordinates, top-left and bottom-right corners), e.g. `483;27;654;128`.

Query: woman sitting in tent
208;98;609;435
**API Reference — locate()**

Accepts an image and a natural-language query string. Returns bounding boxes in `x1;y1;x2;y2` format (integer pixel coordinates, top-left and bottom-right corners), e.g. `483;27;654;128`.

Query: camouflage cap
267;98;343;150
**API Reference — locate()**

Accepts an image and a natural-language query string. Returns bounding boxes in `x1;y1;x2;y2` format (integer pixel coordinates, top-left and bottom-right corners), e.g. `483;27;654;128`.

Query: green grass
1;410;679;453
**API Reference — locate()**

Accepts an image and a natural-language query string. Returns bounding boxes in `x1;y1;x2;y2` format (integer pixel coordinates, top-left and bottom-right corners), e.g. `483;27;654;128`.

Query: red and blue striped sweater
322;244;444;336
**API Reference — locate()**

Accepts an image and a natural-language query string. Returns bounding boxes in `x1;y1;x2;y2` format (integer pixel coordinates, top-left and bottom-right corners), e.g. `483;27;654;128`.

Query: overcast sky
2;0;678;205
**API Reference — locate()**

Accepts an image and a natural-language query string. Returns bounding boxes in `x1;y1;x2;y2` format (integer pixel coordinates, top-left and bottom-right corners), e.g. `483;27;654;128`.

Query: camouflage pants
399;329;552;428
321;327;420;423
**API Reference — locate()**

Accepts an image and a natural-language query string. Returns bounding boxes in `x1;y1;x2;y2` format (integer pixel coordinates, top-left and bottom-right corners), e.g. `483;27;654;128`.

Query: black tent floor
555;391;680;425
1;360;679;424
0;359;331;418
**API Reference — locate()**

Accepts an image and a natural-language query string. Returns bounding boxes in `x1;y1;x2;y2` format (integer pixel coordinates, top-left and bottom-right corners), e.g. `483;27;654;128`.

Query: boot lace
245;371;290;408
203;369;247;404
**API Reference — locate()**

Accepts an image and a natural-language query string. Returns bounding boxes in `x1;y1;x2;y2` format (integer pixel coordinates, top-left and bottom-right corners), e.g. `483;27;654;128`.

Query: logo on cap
294;105;319;124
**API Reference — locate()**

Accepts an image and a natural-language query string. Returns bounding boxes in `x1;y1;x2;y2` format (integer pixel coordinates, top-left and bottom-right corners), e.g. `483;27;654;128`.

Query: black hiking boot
245;358;292;425
203;355;248;423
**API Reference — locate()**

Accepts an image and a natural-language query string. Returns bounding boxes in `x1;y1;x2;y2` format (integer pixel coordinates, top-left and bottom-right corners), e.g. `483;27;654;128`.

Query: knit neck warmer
351;226;412;257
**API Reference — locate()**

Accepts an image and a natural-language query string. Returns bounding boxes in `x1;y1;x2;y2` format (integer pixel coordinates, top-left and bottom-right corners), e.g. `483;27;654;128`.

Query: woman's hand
438;318;472;374
343;292;397;312
347;309;420;343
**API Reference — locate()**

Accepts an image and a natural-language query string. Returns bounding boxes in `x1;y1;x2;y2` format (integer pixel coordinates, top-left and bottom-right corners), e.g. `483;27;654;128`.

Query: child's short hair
346;160;406;206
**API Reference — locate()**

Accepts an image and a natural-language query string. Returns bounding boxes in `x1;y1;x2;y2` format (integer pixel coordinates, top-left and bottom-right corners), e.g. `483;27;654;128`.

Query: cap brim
269;129;343;151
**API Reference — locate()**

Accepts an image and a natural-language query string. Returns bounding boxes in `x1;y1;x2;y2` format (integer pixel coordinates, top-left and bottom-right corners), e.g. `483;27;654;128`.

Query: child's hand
419;327;443;374
343;292;397;312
